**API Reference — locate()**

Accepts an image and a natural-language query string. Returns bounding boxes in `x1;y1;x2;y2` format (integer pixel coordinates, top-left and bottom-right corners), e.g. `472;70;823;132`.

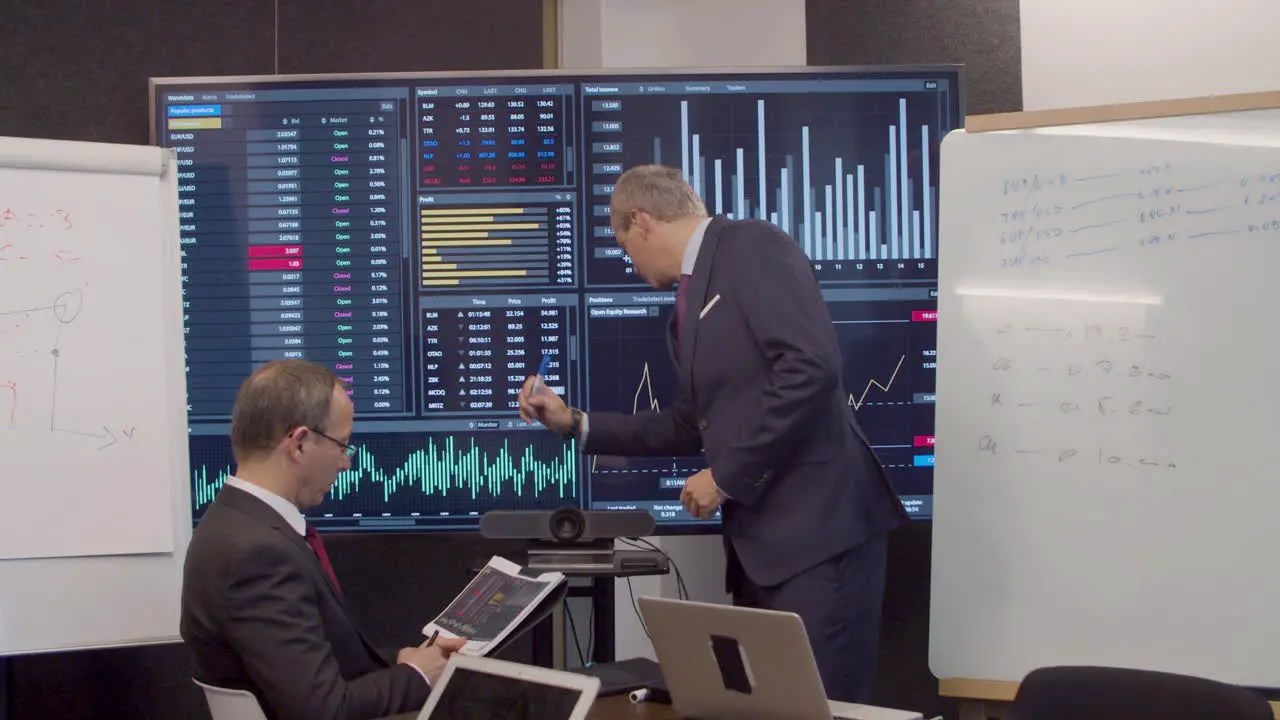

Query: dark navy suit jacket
181;485;429;720
585;216;908;588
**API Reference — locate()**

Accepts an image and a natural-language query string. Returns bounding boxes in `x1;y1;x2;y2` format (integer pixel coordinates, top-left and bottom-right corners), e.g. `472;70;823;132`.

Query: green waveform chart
190;431;579;519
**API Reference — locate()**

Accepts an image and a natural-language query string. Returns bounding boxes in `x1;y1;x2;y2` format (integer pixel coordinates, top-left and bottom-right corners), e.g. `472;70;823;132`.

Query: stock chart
153;66;960;531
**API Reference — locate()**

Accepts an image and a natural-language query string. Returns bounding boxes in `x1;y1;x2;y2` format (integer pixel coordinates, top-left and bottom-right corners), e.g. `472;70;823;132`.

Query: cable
620;537;689;600
613;536;690;642
584;595;595;662
626;576;650;639
563;598;587;668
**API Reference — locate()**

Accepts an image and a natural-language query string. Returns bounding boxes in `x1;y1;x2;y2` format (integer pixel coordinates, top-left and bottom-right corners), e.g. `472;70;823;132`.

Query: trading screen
153;66;961;532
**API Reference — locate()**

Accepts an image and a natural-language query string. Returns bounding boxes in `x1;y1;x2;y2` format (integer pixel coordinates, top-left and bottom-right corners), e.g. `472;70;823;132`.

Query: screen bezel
417;652;600;719
148;63;965;536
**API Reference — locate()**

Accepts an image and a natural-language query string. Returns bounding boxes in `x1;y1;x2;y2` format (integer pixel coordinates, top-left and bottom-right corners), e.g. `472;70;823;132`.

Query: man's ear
631;210;652;236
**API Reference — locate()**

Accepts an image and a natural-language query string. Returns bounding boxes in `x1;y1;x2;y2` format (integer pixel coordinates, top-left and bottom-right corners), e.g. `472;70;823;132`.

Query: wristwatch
563;407;584;439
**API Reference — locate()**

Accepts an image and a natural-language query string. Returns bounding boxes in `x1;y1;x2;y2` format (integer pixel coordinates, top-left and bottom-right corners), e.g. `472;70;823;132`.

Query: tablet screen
425;666;585;719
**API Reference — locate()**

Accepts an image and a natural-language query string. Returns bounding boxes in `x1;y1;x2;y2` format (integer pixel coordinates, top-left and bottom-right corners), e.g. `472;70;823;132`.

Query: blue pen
532;353;552;393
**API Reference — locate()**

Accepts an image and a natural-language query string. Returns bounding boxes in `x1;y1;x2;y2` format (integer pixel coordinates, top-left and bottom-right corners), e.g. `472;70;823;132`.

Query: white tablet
416;653;601;720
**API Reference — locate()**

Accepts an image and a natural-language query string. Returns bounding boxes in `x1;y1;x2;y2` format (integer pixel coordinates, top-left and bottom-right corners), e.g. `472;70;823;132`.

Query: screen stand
524;543;669;665
1;656;9;720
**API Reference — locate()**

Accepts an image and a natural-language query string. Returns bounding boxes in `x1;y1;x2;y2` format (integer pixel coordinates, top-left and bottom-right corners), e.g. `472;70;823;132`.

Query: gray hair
230;359;345;462
610;164;707;231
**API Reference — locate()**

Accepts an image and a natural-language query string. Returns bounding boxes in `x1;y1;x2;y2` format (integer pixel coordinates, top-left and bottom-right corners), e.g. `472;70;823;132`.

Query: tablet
417;653;600;720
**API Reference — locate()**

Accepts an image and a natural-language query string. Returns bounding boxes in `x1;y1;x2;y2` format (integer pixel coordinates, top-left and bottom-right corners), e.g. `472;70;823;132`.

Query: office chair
1009;665;1274;720
192;679;270;720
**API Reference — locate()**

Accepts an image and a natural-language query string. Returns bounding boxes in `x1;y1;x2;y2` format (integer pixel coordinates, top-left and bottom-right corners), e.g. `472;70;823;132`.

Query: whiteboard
0;135;191;654
931;103;1280;689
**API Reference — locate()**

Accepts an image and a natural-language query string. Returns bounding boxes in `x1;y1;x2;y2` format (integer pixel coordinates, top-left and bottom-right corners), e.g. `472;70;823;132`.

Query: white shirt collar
226;476;306;535
680;217;713;277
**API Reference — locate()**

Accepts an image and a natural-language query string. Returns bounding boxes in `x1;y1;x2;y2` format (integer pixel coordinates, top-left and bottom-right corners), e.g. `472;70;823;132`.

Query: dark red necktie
675;273;691;340
304;525;342;594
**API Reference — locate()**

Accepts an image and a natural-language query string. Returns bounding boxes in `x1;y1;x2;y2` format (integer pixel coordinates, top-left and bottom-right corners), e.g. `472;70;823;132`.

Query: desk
381;694;675;719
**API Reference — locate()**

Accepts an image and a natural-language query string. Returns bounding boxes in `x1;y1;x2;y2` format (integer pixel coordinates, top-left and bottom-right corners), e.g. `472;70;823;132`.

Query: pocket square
699;293;721;319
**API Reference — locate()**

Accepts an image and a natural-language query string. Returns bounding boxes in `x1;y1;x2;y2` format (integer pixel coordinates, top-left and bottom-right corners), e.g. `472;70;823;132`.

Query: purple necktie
675;273;691;339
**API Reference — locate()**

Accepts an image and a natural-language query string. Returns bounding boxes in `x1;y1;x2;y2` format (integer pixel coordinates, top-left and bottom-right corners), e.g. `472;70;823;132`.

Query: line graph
590;360;665;474
583;296;708;523
632;361;662;412
829;298;936;457
849;354;906;410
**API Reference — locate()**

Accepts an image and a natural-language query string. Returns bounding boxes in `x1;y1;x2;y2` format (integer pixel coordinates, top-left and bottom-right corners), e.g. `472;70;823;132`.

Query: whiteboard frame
931;89;1280;700
0;138;192;657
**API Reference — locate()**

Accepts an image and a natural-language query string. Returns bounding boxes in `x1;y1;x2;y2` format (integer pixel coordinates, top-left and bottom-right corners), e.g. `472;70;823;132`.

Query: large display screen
150;65;963;533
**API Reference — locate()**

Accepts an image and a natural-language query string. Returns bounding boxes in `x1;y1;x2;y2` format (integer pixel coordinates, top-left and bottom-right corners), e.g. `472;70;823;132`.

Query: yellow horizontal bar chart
419;232;507;240
421;269;529;279
420;207;517;216
420;239;514;247
420;223;543;232
418;205;552;287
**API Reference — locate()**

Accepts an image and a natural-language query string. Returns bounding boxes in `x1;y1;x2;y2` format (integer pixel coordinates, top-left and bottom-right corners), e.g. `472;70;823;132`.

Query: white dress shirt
226;476;305;535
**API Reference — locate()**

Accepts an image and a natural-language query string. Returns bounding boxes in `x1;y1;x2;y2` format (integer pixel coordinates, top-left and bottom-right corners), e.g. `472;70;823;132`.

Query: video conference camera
479;508;665;575
479;507;656;544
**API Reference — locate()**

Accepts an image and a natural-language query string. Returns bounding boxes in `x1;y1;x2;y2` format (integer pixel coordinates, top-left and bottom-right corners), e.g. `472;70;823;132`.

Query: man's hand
516;375;573;434
398;636;466;686
680;468;723;519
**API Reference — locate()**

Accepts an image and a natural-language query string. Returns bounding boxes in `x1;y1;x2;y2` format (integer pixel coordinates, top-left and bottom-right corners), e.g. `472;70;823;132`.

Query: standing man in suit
181;359;464;720
517;164;908;703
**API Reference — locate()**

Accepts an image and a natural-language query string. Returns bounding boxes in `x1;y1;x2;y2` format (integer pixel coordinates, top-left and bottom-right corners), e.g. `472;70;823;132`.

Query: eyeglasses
310;428;356;457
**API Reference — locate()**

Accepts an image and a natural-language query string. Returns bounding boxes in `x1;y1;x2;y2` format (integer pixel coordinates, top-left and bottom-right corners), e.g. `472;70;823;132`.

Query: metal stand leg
531;610;555;668
591;576;615;664
0;657;9;720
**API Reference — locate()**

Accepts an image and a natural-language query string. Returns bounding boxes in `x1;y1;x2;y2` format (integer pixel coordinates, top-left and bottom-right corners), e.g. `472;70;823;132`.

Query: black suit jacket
180;485;429;720
586;217;908;587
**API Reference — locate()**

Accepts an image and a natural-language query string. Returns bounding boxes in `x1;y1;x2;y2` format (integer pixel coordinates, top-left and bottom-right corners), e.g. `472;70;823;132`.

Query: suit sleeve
713;229;842;504
580;387;703;458
223;543;429;720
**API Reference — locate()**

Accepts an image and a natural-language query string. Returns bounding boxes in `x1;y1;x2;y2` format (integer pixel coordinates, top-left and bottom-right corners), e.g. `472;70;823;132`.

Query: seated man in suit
181;359;463;720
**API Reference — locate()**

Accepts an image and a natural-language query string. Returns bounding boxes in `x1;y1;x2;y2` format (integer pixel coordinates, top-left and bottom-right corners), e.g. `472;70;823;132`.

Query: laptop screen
426;666;585;719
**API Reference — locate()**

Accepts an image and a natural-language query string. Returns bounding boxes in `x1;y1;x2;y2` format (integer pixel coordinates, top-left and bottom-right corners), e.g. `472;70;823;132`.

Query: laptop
416;653;600;720
637;596;923;720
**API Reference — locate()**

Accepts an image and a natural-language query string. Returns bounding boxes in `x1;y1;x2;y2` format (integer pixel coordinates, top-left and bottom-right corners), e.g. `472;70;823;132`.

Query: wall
0;0;543;145
1020;0;1280;111
806;0;1022;116
0;2;543;718
561;0;808;69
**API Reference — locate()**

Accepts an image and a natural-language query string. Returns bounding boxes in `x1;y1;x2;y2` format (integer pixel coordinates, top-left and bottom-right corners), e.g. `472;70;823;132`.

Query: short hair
610;164;707;232
229;360;345;462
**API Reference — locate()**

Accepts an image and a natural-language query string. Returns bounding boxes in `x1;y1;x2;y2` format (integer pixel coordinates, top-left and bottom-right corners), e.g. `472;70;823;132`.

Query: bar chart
582;79;958;285
417;192;577;288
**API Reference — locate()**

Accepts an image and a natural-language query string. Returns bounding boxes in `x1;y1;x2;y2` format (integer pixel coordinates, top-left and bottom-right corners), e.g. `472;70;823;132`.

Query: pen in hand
421;629;439;648
531;353;552;394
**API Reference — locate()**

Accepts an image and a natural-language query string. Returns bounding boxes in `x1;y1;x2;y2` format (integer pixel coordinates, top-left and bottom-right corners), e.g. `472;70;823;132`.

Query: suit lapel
665;314;679;368
217;486;389;667
219;487;350;611
678;217;727;399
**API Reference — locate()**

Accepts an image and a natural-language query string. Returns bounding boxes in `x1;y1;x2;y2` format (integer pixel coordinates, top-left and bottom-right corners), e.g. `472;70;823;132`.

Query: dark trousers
728;532;889;704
